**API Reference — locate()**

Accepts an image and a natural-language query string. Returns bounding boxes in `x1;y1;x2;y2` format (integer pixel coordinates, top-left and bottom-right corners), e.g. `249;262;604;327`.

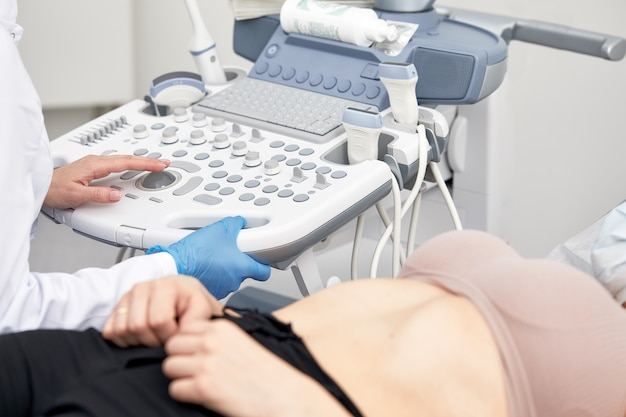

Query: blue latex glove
146;216;271;299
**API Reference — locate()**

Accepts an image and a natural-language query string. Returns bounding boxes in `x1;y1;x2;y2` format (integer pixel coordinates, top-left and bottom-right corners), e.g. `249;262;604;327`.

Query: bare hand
102;276;221;348
44;154;170;209
163;319;353;416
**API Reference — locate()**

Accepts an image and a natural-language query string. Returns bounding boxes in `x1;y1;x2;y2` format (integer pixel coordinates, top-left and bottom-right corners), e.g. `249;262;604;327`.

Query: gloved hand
591;201;626;306
146;216;271;299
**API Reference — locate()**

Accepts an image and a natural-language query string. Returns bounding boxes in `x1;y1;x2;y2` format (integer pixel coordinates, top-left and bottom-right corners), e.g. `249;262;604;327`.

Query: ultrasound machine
44;0;626;296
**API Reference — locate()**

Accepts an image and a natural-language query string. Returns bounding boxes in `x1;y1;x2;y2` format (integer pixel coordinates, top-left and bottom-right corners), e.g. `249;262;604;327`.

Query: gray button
170;160;201;173
282;67;296;80
323;76;337;90
133;124;149;139
213;170;228;179
204;183;220;191
173;107;188;122
161;126;178;144
301;162;316;170
213;133;229;148
272;154;286;162
295;71;309;83
245;180;260;188
278;189;294;198
264;160;280;176
293;194;309;202
211;117;227;132
227;175;243;183
232;141;247;156
209;160;224;168
245;151;261;167
299;148;314;156
172;150;188;157
120;170;142;180
254;197;270;206
192;113;208;127
284;144;299;152
149;197;163;203
125;193;139;199
286;158;301;166
331;170;348;179
147;152;162;159
309;73;323;87
133;148;149;156
190;130;207;145
337;79;351;93
239;193;255;201
316;166;332;175
151;123;165;130
193;194;222;205
263;185;278;193
173;176;203;196
219;187;235;195
194;152;210;160
270;140;284;149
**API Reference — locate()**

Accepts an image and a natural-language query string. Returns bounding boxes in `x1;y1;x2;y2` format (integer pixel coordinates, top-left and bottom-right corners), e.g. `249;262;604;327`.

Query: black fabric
218;308;364;417
0;311;363;417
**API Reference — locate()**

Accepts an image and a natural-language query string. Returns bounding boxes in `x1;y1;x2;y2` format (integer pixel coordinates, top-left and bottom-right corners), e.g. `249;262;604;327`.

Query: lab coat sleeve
0;23;180;334
0;252;178;333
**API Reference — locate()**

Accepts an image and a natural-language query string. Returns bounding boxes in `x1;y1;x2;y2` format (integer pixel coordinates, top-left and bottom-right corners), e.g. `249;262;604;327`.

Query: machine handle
438;7;626;61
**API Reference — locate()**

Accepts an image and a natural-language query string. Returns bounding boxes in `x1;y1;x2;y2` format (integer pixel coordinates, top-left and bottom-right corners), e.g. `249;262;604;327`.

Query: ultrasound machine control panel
45;0;625;275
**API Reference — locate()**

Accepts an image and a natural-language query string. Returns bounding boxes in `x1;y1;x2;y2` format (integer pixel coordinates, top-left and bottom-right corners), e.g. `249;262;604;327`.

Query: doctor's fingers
79;154;170;180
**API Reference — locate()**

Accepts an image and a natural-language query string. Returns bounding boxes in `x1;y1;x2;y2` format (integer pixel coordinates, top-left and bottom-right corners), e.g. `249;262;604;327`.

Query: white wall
22;0;626;279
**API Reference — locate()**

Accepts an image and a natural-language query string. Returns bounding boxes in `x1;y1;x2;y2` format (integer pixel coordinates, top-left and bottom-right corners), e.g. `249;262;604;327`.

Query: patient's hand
44;155;169;209
163;320;353;417
102;276;221;347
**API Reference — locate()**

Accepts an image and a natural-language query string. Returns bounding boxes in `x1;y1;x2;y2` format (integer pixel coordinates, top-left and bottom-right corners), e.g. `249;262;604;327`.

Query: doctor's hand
44;155;170;209
146;216;271;299
102;275;221;348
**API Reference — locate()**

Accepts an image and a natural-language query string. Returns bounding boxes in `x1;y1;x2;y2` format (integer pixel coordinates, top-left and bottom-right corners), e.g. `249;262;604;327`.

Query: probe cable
370;124;429;278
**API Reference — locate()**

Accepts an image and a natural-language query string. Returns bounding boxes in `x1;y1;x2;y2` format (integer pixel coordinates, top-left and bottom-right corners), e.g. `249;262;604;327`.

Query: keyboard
195;77;378;144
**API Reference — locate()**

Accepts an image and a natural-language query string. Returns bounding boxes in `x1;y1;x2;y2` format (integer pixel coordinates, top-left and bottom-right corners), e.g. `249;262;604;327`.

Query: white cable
369;172;402;278
350;214;366;280
369;124;430;277
376;201;408;263
428;160;463;230
406;189;423;254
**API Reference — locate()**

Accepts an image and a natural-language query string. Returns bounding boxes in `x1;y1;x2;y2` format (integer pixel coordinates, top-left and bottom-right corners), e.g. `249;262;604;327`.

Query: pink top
399;231;626;417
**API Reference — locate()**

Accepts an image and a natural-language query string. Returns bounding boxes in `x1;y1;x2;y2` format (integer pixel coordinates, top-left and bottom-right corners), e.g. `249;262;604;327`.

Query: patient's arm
102;275;222;347
163;319;353;417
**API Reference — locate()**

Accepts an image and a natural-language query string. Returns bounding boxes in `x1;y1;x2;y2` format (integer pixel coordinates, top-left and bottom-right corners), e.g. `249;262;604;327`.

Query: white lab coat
0;2;177;333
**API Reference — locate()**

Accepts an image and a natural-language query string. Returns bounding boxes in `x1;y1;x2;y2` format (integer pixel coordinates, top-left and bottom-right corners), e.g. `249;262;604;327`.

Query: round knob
213;133;230;149
211;117;227;132
161;126;179;144
231;141;248;156
244;151;262;167
264;159;280;175
192;112;208;127
139;171;177;190
189;129;206;145
133;124;149;139
173;107;188;123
